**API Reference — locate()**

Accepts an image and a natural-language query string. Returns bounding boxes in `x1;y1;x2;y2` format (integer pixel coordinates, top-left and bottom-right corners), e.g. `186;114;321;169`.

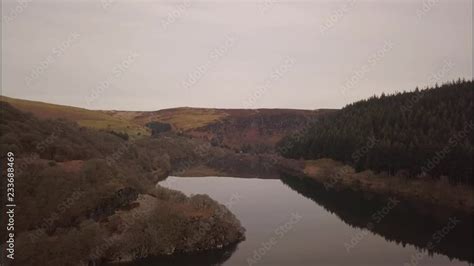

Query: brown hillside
1;96;335;151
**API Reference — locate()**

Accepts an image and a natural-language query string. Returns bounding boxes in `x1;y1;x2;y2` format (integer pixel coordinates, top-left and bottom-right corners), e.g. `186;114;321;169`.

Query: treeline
278;79;473;185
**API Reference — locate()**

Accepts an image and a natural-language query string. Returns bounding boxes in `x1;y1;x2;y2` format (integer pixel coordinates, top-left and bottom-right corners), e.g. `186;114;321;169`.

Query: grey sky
1;0;472;111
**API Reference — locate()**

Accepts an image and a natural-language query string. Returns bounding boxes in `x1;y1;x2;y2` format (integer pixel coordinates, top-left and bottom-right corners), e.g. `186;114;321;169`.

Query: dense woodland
278;79;473;185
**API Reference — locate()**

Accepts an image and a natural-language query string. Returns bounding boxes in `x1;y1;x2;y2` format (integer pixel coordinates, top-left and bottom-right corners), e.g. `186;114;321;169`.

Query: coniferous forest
278;80;473;185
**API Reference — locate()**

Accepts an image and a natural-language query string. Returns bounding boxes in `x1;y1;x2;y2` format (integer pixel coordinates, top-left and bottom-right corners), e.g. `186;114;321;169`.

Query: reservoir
131;175;473;266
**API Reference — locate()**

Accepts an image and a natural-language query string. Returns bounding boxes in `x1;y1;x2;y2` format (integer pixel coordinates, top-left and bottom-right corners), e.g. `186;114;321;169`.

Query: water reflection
112;243;238;266
121;175;472;265
280;174;474;263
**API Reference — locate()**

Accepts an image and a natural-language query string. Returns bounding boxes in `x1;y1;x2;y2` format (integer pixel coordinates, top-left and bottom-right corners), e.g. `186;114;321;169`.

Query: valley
1;80;473;265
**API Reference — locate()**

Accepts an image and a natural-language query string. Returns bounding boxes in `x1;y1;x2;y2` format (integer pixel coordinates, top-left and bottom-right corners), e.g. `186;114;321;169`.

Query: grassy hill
1;96;331;152
0;96;150;137
107;107;229;131
0;96;226;135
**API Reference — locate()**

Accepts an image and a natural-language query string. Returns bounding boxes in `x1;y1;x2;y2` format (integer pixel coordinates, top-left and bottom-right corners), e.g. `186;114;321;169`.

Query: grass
1;96;150;137
131;107;228;131
2;96;317;137
79;119;148;137
1;96;226;135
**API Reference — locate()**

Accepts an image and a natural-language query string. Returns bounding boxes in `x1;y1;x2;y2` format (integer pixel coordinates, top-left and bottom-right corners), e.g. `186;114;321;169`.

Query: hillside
1;96;331;152
278;79;473;185
0;102;245;265
182;108;333;153
0;96;150;137
108;107;334;153
1;83;473;265
111;107;229;131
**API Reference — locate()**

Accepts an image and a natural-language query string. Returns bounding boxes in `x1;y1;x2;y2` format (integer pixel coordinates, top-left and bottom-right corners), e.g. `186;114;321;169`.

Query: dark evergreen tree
278;80;473;185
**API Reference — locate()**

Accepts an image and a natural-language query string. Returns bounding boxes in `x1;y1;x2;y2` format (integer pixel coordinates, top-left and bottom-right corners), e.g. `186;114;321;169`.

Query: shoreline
279;158;474;214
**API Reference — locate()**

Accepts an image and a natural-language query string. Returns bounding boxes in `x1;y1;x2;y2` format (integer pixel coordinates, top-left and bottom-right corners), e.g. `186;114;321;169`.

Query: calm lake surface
146;175;473;266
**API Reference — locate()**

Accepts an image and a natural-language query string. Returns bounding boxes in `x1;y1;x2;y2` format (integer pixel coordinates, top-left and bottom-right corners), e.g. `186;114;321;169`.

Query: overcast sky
1;0;472;111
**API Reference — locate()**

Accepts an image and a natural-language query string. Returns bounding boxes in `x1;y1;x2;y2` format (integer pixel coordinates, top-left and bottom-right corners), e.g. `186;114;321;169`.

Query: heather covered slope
0;102;245;265
184;108;334;153
107;107;334;153
1;96;332;154
107;107;335;153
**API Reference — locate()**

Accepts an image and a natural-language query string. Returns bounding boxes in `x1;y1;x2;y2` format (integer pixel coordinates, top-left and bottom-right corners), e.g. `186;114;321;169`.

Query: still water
141;175;472;266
